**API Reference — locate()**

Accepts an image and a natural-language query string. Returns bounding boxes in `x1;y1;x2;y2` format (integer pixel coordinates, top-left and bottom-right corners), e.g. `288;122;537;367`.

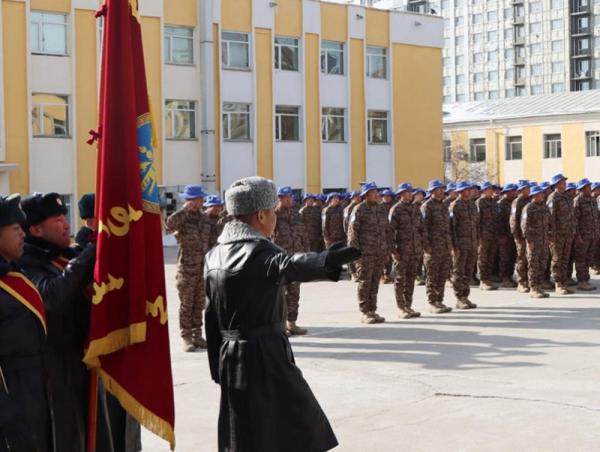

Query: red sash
51;256;70;271
0;272;47;334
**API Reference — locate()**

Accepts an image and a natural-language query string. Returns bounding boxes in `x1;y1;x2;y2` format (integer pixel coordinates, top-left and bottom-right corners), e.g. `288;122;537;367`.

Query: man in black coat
205;176;361;452
0;194;51;452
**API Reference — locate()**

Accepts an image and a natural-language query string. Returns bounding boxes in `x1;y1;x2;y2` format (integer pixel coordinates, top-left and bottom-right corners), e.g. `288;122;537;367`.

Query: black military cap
78;193;95;219
0;194;26;228
21;192;68;227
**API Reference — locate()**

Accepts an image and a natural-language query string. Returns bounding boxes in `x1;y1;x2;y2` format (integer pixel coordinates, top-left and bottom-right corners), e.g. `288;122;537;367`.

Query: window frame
165;100;197;140
469;138;486;163
30;11;68;56
221;31;251;70
164;25;194;65
366;46;388;79
274;36;300;72
275;105;301;142
585;131;600;157
367;110;389;145
222;102;252;142
505;136;523;161
543;134;562;159
320;41;345;76
321;107;346;143
31;93;70;138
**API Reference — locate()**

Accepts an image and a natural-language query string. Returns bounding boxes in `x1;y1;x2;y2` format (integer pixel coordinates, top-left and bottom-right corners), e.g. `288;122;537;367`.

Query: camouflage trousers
478;239;498;282
356;255;384;313
527;241;549;292
383;257;393;281
176;270;205;340
424;249;451;304
550;237;573;288
307;238;324;253
515;239;529;285
285;282;301;322
393;255;419;309
452;244;477;299
574;237;596;282
498;238;517;279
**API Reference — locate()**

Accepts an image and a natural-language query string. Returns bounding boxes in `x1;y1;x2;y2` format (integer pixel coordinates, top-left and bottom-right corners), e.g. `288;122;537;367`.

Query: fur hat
225;176;278;216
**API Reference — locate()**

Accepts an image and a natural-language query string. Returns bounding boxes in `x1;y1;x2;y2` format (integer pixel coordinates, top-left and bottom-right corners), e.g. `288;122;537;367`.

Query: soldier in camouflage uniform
379;189;395;284
274;186;308;335
565;182;578;286
166;184;210;351
497;183;518;288
573;179;598;291
204;195;225;249
510;181;531;293
348;182;391;324
546;174;576;295
413;188;427;286
343;192;361;281
521;185;551;298
421;180;453;314
449;181;478;309
389;183;422;318
299;194;324;252
476;182;499;290
443;183;458;210
322;192;346;248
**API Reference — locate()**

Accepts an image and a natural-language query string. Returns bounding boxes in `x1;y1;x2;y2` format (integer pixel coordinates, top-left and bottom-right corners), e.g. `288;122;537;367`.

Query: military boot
371;311;386;323
287;321;308;335
490;275;502;283
182;337;196;352
530;290;549;299
416;275;426;286
566;278;578;287
456;298;475;310
429;302;452;314
577;281;596;291
398;307;413;319
381;276;393;284
361;312;377;324
193;336;208;349
470;276;480;287
542;280;555;290
517;283;530;293
501;277;518;288
407;307;422;318
479;281;498;291
555;286;574;296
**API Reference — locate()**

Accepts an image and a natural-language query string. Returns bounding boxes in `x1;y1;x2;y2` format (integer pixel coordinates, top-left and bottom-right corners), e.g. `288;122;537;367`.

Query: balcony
513;16;524;25
571;48;592;57
511;0;524;4
514;36;525;45
514;77;526;86
571;70;591;79
571;3;590;15
571;27;591;36
514;56;526;65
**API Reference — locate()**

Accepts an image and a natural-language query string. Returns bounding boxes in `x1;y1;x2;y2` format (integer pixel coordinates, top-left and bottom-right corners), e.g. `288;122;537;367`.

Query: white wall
322;143;349;189
542;157;563;181
30;138;74;193
584;157;600;180
503;160;524;183
274;142;304;188
366;145;393;188
220;142;255;191
163;140;202;186
30;56;72;94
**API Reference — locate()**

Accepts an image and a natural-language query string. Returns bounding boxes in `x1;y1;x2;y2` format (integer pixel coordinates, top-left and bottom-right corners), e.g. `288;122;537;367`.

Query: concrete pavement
142;248;600;451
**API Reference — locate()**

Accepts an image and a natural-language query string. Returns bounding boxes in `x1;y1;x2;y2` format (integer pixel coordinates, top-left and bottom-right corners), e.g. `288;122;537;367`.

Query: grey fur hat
225;176;278;216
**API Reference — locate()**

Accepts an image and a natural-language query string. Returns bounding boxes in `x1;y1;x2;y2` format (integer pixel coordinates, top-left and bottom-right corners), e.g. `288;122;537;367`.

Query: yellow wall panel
213;24;221;190
75;9;98;202
350;38;365;189
562;123;585;180
141;16;163;184
255;28;273;180
522;126;542;182
275;0;302;37
221;0;252;32
320;2;347;42
366;9;389;47
305;33;321;193
486;128;504;183
393;44;443;186
31;0;70;13
164;0;196;27
3;0;29;194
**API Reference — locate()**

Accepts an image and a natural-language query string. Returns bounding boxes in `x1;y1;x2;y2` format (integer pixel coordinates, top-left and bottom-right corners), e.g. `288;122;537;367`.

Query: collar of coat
218;220;269;244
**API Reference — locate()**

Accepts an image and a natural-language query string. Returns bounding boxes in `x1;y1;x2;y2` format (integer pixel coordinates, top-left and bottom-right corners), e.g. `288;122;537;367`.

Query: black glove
325;242;362;268
1;417;35;452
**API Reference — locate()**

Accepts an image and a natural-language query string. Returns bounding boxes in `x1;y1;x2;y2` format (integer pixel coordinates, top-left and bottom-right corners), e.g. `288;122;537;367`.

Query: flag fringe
83;322;146;368
98;368;176;450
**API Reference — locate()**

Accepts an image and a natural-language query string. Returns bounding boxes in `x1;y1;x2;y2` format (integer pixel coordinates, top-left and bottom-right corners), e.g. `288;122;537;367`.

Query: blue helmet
326;192;341;202
566;182;577;191
480;181;493;191
413;187;425;196
302;193;316;202
181;184;207;200
203;195;224;207
445;182;456;193
502;183;517;193
576;178;592;190
550;173;567;186
396;183;413;195
380;189;394;197
360;181;379;197
591;182;600;192
529;185;544;197
539;181;551;190
455;181;472;192
427;179;445;192
277;186;294;197
517;180;530;191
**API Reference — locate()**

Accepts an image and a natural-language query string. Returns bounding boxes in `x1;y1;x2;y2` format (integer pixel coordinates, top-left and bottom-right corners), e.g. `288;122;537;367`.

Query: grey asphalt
141;247;600;451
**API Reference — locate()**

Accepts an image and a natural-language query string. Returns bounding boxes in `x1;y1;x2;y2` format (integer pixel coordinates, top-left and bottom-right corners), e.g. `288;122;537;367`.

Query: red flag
83;0;175;448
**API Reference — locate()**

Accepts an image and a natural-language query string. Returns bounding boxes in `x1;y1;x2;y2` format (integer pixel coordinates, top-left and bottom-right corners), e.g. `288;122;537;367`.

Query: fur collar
218;220;269;244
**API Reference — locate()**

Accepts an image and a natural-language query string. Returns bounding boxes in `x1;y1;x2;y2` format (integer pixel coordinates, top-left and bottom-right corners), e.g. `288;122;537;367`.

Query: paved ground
142;248;600;451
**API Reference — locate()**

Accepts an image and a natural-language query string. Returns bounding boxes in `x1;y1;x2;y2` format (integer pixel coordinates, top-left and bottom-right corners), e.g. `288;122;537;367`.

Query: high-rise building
354;0;599;104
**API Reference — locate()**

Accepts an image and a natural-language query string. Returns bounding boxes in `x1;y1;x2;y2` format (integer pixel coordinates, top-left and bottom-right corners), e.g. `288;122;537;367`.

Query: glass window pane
229;42;249;67
172;36;193;63
280;46;298;70
43;23;67;54
230;114;250;140
30;23;41;52
43;12;66;24
280;115;299;141
222;32;248;42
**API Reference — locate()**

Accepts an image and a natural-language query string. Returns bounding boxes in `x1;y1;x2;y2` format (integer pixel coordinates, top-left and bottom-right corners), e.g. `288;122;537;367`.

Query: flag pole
86;369;99;452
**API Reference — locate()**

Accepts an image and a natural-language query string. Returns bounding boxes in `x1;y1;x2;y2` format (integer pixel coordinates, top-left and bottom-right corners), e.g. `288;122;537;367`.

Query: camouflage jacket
510;195;529;241
299;205;323;248
343;201;360;234
389;200;423;258
546;190;575;241
476;197;499;241
421;197;452;252
206;214;224;250
274;205;306;253
449;197;479;248
521;201;550;245
348;200;391;256
322;205;346;245
166;207;211;271
496;197;513;238
574;193;600;241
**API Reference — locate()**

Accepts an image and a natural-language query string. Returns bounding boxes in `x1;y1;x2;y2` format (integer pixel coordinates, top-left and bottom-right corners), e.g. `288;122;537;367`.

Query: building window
321;108;345;142
531;64;543;76
552;83;564;93
443;140;452;162
552;40;562;52
164;26;193;64
551;19;563;31
474;72;484;83
30;11;68;55
531;85;543;95
165;100;196;139
586;131;600;157
221;32;250;69
470;138;486;162
472;13;483;24
530;43;543;55
275;106;300;141
31;93;69;137
274;36;299;71
474;92;485;101
321;41;344;75
489;91;499;99
506;136;522;160
366;46;387;79
552;62;564;74
367;111;388;144
222;103;251;141
544;134;562;159
530;22;542;34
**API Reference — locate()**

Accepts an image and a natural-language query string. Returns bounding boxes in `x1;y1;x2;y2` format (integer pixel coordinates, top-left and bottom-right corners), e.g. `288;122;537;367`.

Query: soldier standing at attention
476;181;499;291
449;181;478;309
299;194;324;252
166;184;210;351
546;174;576;295
521;185;551;298
565;183;579;286
443;183;458;210
389;183;423;318
421;180;453;314
573;179;598;291
497;183;518;288
322;192;346;249
205;195;225;249
413;188;427;286
274;186;309;336
348;182;391;324
379;189;395;284
343;192;361;281
510;181;531;293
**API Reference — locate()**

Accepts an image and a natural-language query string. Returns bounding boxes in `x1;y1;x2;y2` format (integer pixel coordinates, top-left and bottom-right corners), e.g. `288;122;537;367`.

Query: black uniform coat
0;259;50;452
204;220;340;452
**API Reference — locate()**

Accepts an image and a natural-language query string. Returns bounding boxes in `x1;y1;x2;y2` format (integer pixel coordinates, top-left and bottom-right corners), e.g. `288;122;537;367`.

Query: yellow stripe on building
305;32;321;194
255;27;274;180
350;38;365;189
221;0;252;33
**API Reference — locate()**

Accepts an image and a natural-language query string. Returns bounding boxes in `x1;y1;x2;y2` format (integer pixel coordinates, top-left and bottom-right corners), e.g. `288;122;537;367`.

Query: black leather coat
204;221;340;452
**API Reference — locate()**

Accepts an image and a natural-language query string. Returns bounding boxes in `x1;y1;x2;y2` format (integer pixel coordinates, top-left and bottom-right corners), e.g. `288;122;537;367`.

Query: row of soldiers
0;192;140;452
